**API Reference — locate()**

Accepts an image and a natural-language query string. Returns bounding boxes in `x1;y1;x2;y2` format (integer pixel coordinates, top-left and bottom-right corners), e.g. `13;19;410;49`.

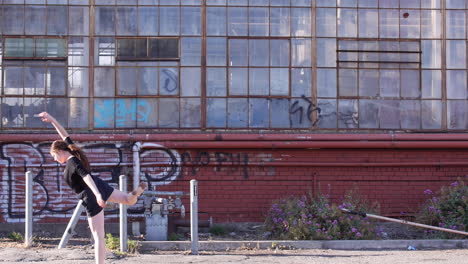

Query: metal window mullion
201;0;207;129
441;0;447;130
89;0;95;130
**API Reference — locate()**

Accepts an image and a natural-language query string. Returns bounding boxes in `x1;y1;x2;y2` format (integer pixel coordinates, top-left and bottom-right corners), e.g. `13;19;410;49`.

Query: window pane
400;100;421;129
446;10;465;39
249;8;268;36
249;39;269;66
159;68;179;95
69;98;89;128
181;37;201;66
317;0;336;7
421;10;441;38
270;39;289;67
292;68;312;97
95;37;115;66
271;99;290;128
379;9;399;38
359;9;378;38
228;7;247;36
160;7;180;35
36;39;67;58
47;67;66;96
229;68;247;95
207;37;226;66
4;67;23;95
291;97;313;128
47;6;67;35
359;69;379;97
317;38;336;67
338;9;357;37
138;7;158;36
421;70;441;99
207;98;227;128
24;67;45;95
291;38;311;67
115;99;136;128
317;68;336;97
339;69;358;96
69;6;89;35
25;98;46;128
207;0;226;5
249;68;269;95
4;38;34;57
181;98;201;128
116;7;137;36
400;0;420;8
446;0;465;8
317;99;337;128
447;70;467;99
292;8;311;36
207;7;226;36
421;100;442;129
270;7;290;36
69;37;90;66
448;100;468;129
117;67;137;95
447;40;466;69
228;98;248;128
380;100;400;129
181;67;201;96
94;68;115;97
292;0;311;6
25;6;46;35
96;7;115;35
182;7;201;35
249;98;269;128
68;67;89;97
401;70;420;98
159;98;179;128
137;98;158;128
421;40;441;69
149;38;179;59
229;39;248;66
138;67;158;95
421;0;440;8
3;6;24;35
400;10;420;38
270;68;289;96
207;68;226;96
94;98;115;128
317;8;336;37
380;70;400;97
359;100;379;128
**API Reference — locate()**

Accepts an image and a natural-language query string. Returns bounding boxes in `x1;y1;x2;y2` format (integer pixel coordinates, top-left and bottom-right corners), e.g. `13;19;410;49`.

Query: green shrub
7;232;23;242
209;224;227;236
104;233;140;254
265;190;380;240
415;177;467;239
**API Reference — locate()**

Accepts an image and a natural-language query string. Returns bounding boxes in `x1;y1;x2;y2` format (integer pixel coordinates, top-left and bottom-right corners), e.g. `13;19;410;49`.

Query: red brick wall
0;137;465;224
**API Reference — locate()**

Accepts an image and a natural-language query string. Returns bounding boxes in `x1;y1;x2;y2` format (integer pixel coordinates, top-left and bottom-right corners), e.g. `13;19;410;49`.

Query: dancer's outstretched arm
37;112;69;140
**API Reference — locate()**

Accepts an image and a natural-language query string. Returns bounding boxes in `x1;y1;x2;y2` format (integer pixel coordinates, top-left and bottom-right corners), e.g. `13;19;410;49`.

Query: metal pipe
119;175;128;252
143;191;186;197
132;142;141;192
24;171;33;248
5;133;468;142
341;208;468;236
190;179;198;255
58;200;85;249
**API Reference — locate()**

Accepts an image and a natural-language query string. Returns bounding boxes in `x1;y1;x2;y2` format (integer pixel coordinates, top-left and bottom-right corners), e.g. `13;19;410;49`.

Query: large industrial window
116;38;179;60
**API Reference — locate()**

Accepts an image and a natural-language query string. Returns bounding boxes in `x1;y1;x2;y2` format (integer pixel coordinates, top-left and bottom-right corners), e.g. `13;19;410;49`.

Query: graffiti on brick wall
0;142;180;222
180;151;250;178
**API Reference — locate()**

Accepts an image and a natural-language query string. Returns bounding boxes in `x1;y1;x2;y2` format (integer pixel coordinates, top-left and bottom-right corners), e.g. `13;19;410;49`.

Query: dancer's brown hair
50;140;90;171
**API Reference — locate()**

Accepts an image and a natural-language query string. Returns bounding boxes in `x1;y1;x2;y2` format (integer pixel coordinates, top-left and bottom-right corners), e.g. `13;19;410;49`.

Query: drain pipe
133;142;142;190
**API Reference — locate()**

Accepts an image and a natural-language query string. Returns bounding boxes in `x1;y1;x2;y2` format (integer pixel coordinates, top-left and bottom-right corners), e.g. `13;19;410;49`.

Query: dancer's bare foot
131;181;147;196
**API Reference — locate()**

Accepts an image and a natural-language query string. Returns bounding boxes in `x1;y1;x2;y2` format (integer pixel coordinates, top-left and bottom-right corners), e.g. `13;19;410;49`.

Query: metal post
190;179;198;255
24;171;33;248
58;200;85;249
120;175;128;252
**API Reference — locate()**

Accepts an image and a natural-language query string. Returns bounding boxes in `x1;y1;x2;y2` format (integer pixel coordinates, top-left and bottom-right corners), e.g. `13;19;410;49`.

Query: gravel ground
0;246;467;264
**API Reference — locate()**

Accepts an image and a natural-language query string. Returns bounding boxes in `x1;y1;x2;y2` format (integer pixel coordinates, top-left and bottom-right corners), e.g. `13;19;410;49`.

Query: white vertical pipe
24;171;33;248
119;175;128;252
190;179;198;255
132;142;141;192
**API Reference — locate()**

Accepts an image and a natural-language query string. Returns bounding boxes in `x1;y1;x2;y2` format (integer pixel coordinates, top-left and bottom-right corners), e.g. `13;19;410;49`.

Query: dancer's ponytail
50;140;91;172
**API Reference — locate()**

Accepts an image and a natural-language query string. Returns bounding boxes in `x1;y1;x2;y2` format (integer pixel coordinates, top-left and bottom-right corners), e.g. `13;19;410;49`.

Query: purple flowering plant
416;177;467;239
265;187;381;240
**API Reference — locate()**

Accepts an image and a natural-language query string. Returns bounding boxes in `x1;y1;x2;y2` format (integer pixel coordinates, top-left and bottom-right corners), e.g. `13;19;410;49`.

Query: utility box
145;203;168;241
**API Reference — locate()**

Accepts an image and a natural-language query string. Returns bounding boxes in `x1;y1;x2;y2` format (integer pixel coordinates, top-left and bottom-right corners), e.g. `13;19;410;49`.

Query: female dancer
38;112;146;264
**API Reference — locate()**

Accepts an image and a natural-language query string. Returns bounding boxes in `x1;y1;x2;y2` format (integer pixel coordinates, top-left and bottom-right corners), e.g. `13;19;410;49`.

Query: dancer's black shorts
78;176;114;217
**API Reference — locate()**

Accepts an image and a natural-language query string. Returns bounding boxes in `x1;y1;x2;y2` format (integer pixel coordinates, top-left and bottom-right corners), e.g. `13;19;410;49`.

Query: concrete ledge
138;239;468;252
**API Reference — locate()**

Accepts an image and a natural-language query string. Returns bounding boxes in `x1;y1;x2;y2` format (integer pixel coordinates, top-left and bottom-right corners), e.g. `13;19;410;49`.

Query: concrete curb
138;239;468;252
